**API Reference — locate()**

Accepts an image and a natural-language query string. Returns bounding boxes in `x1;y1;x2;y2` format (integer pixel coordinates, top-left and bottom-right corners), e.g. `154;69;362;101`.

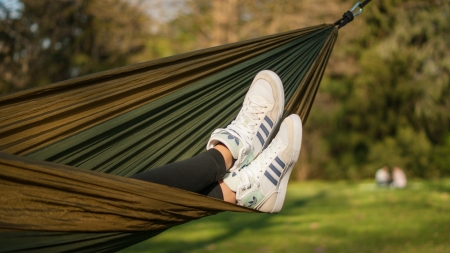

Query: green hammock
0;24;338;252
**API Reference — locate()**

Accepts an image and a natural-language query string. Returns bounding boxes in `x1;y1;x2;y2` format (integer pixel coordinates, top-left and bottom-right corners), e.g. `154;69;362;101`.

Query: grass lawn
120;179;450;253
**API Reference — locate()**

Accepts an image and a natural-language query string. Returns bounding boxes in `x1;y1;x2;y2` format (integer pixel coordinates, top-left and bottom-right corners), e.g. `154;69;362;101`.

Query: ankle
219;180;236;203
214;143;233;170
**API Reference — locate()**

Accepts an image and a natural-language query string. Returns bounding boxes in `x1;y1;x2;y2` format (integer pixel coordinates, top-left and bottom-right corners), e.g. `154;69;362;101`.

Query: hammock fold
0;24;338;252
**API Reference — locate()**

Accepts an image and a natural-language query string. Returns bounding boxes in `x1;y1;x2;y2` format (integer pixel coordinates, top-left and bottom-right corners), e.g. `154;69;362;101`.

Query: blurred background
1;0;449;252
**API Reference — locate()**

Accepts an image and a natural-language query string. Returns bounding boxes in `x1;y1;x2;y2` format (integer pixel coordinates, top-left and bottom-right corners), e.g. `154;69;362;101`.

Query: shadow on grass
125;190;328;253
286;190;327;209
429;182;450;194
123;180;450;253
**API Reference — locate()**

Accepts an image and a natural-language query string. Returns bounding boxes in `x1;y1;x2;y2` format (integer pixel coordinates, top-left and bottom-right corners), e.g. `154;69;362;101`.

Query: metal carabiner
350;2;363;17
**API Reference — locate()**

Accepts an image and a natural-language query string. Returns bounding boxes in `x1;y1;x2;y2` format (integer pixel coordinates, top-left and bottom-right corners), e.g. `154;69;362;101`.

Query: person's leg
132;70;285;204
197;180;236;203
131;146;231;196
132;144;236;203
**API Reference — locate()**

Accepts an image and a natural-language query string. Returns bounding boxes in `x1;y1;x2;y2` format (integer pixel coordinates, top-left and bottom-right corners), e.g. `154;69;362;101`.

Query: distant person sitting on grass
391;166;407;189
375;166;391;187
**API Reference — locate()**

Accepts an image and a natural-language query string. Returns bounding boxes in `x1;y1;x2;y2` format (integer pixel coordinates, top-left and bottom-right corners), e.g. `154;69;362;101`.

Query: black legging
131;149;226;200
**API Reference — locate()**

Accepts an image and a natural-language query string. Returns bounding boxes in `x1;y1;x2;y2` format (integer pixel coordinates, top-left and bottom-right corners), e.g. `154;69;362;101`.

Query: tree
152;0;345;52
306;0;450;179
0;0;152;94
2;0;448;179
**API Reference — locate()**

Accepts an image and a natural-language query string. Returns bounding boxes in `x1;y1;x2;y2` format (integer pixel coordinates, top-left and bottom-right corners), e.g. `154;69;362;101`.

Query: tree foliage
0;0;152;94
304;0;450;179
1;0;448;179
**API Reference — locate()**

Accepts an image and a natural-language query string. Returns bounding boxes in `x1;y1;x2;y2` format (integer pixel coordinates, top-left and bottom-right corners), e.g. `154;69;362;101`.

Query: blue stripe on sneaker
264;171;278;186
275;157;286;169
256;132;264;145
260;124;269;137
264;116;273;128
269;164;281;177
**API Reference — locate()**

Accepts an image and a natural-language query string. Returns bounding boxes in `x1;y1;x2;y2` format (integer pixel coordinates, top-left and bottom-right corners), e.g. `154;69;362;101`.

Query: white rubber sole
270;114;302;213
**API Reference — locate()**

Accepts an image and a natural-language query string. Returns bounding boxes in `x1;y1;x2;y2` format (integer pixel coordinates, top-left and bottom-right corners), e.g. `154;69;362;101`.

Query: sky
0;0;23;19
0;0;182;21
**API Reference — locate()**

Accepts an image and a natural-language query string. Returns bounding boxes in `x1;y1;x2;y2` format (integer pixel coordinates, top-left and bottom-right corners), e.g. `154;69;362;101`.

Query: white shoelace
239;139;281;191
226;96;268;148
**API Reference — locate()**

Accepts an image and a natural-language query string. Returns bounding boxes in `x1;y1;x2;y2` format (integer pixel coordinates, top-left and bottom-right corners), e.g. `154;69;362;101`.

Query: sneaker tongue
242;118;250;127
248;96;266;109
240;96;265;127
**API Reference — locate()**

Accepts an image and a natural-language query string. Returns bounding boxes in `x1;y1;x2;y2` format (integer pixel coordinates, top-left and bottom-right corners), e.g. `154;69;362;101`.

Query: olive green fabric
0;24;338;252
0;24;333;156
27;25;337;176
0;152;253;252
0;231;166;253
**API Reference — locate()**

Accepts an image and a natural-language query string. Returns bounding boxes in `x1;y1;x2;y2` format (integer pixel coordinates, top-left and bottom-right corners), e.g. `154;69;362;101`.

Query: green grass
120;179;450;253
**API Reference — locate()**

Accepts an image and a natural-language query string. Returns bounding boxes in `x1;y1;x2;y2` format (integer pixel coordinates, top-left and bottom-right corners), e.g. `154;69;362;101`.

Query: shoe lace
226;96;267;147
239;138;281;191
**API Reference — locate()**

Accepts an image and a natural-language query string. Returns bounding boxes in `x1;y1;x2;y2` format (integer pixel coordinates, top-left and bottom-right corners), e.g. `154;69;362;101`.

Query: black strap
360;0;372;8
334;0;372;29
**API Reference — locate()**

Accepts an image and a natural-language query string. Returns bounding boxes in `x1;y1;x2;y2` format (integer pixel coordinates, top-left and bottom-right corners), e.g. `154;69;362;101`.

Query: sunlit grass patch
121;179;450;253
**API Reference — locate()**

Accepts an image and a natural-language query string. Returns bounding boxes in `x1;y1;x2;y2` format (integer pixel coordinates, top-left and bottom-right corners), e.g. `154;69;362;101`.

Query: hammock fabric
0;24;338;252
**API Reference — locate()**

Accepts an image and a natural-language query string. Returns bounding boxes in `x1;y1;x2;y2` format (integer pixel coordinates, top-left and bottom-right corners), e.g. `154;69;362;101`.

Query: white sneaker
206;70;285;172
228;114;302;213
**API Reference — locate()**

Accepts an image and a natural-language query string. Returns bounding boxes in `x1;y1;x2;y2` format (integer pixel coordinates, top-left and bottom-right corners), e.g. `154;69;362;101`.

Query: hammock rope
334;0;372;28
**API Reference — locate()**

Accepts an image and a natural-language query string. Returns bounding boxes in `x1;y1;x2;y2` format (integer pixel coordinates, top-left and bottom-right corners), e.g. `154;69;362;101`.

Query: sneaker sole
251;70;285;151
270;114;302;213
